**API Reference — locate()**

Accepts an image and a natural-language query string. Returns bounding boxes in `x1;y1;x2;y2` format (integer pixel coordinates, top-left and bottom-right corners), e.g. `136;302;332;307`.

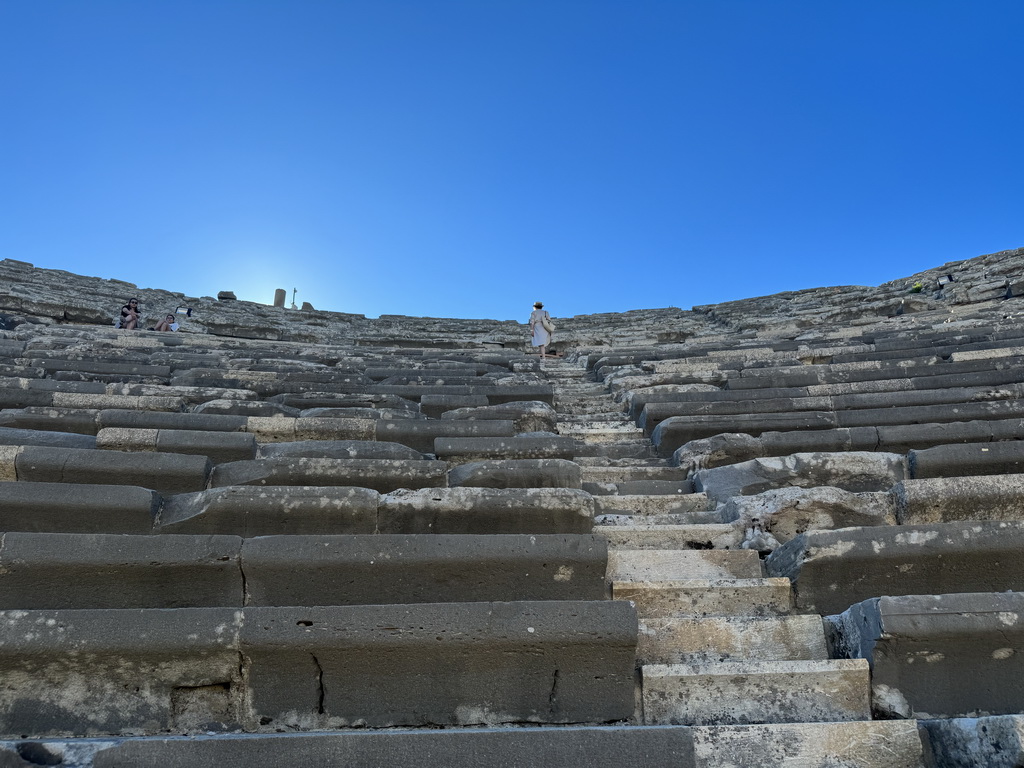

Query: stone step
585;479;693;496
557;403;627;416
559;426;646;444
641;659;871;725
581;466;688;484
613;578;793;618
593;494;712;516
574;441;655;459
4;706;926;765
637;614;828;665
0;602;638;738
608;549;762;581
0;532;610;609
557;417;637;429
600;523;741;550
691;720;927;768
0;726;705;767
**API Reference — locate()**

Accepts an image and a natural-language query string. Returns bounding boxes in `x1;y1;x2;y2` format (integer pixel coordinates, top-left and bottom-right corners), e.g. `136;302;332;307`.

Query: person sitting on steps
118;298;140;330
152;313;180;332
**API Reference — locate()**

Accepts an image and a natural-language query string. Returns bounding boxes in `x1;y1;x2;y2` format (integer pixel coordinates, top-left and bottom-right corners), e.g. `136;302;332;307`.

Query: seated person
153;313;180;332
119;298;140;330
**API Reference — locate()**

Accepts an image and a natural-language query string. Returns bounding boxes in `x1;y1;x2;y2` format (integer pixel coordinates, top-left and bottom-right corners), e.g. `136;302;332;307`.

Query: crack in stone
311;654;326;715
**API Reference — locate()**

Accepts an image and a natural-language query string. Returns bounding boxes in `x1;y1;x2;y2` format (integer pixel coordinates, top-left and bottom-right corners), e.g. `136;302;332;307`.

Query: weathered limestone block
892;473;1024;524
52;393;185;412
96;427;257;464
910;441;1024;478
241;601;637;728
245;416;376;442
375;420;517;453
0;532;242;609
720;486;897;546
435;436;577;463
598;524;741;551
0;446;21;482
672;433;765;473
641;659;870;725
159;486;379;536
636;614;827;665
0;481;158;534
828;593;1024;719
922;715;1024;768
193;398;300;417
41;726;698;768
0;425;96;449
97;409;247;433
766;521;1024;615
447;458;583;489
613;579;793;619
241;534;608;605
441;401;558;434
210;457;448;493
693;451;907;502
0;607;244;738
417;393;490;419
0;406;102;436
378;487;593;534
15;446;212;493
257;439;423;461
652;413;839;456
690;721;926;768
608;549;762;582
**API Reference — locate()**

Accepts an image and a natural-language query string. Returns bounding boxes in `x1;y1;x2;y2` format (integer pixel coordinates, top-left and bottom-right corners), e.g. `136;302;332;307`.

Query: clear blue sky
3;1;1022;320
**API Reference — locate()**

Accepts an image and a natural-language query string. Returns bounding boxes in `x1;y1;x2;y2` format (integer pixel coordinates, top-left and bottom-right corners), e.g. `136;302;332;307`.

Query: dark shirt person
119;298;140;330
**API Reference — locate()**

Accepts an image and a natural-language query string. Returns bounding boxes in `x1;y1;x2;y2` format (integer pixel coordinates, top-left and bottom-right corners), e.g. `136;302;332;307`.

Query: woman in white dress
529;301;552;358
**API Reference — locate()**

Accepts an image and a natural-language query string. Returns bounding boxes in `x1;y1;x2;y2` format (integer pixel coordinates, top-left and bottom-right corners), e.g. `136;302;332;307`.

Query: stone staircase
543;357;919;760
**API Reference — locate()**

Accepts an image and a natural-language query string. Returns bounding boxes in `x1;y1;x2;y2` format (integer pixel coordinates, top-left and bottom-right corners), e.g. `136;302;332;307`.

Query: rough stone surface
828;592;1024;719
241;534;609;605
378;487;593;534
690;720;927;768
922;715;1024;768
159;486;379;536
694;451;908;502
447;458;582;489
766;521;1024;615
720;486;896;547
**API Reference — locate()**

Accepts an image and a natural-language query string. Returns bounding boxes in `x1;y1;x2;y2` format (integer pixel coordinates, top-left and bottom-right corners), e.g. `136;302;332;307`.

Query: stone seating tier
4;250;1024;765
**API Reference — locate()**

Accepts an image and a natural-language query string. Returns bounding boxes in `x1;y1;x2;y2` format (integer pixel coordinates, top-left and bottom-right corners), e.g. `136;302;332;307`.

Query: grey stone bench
828;592;1024;718
96;428;257;464
447;458;583;489
377;487;594;534
0;481;159;533
909;440;1024;478
5;446;211;493
6;726;698;768
675;419;1024;470
375;419;517;453
210;457;447;492
892;473;1024;524
161;486;379;535
435;436;577;463
0;532;609;609
0;601;637;736
765;521;1024;615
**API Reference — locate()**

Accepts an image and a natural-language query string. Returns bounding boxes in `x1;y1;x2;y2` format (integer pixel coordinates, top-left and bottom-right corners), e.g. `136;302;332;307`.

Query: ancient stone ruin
0;248;1022;766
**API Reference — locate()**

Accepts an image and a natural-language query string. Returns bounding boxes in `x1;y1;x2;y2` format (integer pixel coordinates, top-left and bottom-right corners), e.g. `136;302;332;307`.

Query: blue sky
2;1;1022;320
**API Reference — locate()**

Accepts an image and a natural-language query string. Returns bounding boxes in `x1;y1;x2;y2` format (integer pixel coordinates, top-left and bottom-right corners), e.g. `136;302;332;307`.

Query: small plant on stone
908;282;924;293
